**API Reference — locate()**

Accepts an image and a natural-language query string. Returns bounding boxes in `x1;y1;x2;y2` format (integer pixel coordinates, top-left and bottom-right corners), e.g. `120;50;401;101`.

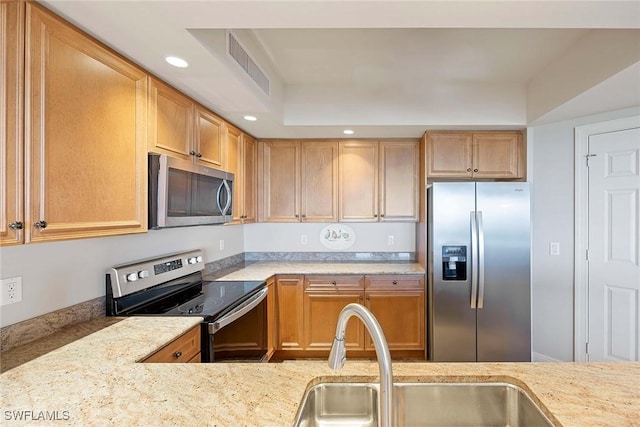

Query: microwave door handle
209;287;268;333
222;179;232;215
216;181;225;214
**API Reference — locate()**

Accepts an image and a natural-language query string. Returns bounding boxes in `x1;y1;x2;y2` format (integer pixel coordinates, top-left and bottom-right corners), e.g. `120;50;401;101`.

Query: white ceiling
42;1;640;139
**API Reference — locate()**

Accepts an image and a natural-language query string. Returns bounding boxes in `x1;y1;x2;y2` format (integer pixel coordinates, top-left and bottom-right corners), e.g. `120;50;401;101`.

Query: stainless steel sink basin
294;382;554;427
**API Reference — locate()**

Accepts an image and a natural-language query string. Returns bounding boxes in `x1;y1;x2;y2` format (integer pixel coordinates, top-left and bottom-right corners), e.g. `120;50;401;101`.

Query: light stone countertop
211;261;426;281
1;316;639;426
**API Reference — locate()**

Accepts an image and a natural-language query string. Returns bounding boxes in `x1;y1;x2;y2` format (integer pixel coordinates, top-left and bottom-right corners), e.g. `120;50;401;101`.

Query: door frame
574;115;640;361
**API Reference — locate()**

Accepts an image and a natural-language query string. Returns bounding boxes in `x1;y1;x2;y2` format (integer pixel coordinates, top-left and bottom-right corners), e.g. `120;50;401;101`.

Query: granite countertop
1;317;639;426
209;261;426;282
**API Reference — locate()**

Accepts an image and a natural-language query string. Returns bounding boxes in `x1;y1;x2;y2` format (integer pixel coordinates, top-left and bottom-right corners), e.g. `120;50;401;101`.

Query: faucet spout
328;303;393;427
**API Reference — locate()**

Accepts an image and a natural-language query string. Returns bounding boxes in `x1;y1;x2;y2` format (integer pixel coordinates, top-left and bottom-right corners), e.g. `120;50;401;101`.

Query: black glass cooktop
162;280;266;320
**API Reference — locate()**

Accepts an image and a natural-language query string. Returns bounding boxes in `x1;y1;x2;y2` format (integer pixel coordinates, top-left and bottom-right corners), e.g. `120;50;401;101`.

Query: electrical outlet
388;235;395;246
219;239;225;251
301;234;308;245
550;242;560;255
1;276;23;306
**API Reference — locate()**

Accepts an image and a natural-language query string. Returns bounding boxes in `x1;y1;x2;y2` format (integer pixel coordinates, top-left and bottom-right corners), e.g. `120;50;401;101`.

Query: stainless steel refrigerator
428;182;531;362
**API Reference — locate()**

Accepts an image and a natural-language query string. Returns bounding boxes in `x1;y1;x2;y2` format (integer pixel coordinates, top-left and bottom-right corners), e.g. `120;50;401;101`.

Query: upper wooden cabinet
426;131;524;179
224;124;256;223
260;140;338;223
0;1;24;246
23;3;148;243
148;78;225;170
339;140;419;222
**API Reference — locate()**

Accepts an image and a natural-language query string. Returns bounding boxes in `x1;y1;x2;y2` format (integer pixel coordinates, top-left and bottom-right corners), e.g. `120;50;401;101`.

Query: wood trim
0;0;25;246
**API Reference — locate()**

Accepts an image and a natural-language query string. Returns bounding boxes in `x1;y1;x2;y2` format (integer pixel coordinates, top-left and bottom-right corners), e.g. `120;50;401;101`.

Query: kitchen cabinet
266;277;278;360
364;275;425;351
279;274;425;357
339;140;419;222
303;276;365;351
226;124;256;223
148;78;226;170
142;325;201;363
426;131;524;179
276;275;305;350
0;0;24;246
259;140;338;222
23;3;148;243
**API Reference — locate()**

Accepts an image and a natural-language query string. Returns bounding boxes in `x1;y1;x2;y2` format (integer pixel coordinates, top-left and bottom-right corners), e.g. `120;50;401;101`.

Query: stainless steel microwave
148;153;233;228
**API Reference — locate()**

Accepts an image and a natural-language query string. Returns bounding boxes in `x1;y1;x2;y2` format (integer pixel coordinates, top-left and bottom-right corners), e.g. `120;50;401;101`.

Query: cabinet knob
196;153;203;158
173;351;182;359
380;214;385;218
331;281;337;286
467;168;471;172
301;214;306;219
473;168;478;173
189;150;196;156
366;296;370;301
392;281;398;285
9;221;24;230
374;214;379;218
34;220;48;230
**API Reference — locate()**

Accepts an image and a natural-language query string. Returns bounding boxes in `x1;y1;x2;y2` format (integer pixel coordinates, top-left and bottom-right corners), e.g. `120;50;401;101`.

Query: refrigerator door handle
477;211;485;309
470;211;479;309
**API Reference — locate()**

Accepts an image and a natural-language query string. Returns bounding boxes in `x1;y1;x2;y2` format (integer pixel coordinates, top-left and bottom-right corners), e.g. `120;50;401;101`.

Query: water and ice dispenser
442;245;467;280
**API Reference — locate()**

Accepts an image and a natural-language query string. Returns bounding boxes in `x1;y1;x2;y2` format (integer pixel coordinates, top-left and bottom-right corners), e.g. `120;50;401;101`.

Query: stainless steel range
106;249;268;362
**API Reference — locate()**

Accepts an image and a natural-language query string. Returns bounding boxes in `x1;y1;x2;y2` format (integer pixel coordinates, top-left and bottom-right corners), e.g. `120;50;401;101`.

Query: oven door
204;286;268;362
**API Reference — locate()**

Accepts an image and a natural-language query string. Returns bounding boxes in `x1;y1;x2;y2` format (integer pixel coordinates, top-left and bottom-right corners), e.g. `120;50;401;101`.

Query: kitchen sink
294;382;554;427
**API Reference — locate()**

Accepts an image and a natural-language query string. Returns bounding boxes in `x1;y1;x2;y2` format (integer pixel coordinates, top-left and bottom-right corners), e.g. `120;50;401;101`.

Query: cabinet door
195;106;224;169
339;141;379;221
262;141;301;222
276;276;304;350
26;4;147;242
301;141;338;222
380;141;419;222
365;275;425;351
242;133;257;223
472;132;523;179
0;1;24;246
225;124;243;222
426;133;473;178
304;276;365;350
148;77;194;160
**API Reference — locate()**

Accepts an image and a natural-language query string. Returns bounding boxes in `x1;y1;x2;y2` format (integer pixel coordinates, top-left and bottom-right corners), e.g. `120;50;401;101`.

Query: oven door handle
208;287;268;334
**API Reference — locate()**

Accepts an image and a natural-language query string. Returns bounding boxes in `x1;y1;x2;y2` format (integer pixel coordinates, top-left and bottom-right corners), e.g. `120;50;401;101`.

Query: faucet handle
328;337;347;370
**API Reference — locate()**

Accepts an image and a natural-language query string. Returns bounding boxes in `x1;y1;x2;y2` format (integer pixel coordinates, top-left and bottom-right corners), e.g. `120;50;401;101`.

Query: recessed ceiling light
343;129;354;135
243;115;257;121
165;56;189;68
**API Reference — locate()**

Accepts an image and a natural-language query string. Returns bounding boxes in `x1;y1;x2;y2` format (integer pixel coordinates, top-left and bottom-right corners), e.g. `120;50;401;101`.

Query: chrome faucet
328;303;393;427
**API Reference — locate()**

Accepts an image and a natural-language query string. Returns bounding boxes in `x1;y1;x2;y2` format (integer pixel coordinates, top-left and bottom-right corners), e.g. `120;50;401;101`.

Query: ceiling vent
227;31;270;97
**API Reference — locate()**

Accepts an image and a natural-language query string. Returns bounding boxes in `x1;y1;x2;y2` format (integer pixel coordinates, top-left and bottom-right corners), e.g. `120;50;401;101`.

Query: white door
587;127;640;361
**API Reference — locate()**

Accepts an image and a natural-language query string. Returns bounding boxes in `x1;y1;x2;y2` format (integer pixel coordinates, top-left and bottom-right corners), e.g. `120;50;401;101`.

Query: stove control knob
126;273;138;282
138;270;149;279
196;256;203;263
187;257;197;265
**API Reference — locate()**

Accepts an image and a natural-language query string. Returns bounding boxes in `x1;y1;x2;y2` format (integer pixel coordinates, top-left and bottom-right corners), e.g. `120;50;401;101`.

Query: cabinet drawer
142;326;201;363
304;275;364;292
365;275;424;291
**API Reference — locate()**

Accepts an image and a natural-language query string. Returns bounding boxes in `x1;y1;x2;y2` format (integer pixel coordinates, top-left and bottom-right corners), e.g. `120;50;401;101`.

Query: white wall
530;106;640;361
243;222;416;253
0;225;243;327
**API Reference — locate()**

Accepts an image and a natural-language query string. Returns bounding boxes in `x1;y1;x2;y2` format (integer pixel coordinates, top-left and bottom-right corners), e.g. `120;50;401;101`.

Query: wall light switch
1;276;23;306
219;239;225;251
388;235;395;246
550;242;560;256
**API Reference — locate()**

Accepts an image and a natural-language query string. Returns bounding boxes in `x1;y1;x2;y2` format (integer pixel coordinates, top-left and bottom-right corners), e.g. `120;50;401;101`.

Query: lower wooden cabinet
303;276;365;350
276;275;305;350
142;325;201;363
364;276;425;351
277;274;426;358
